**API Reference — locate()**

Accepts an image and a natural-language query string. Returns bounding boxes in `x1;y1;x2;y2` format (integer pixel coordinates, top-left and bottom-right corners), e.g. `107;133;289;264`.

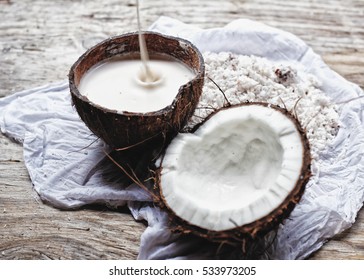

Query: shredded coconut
188;52;340;160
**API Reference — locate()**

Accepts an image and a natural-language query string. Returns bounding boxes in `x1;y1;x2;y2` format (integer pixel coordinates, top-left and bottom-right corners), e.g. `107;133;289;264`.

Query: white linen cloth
1;17;363;259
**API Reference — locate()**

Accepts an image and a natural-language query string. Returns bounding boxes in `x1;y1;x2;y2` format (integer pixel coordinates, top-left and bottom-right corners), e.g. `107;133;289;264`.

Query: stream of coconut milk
78;0;194;113
136;0;158;83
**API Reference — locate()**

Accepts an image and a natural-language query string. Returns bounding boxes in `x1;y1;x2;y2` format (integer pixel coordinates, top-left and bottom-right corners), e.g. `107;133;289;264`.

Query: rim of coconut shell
154;102;311;243
69;31;205;117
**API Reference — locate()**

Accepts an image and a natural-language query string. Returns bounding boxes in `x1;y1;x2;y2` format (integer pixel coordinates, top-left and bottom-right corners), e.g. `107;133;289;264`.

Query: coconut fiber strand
1;17;364;259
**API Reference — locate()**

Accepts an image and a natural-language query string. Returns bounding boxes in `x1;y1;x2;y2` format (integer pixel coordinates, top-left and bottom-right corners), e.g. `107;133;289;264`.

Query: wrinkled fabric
0;17;363;259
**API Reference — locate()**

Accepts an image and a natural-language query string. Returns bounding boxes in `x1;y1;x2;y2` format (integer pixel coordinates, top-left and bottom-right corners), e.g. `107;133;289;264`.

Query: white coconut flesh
159;104;305;231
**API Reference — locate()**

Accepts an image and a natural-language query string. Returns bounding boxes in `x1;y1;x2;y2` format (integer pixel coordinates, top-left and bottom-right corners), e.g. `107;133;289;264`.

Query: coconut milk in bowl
69;32;205;152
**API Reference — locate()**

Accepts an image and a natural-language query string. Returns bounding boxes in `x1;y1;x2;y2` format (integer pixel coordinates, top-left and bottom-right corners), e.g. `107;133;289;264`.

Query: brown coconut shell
155;102;311;246
69;32;205;151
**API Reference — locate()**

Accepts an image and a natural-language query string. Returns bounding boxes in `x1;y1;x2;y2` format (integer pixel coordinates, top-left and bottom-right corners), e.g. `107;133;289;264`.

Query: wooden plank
0;0;363;259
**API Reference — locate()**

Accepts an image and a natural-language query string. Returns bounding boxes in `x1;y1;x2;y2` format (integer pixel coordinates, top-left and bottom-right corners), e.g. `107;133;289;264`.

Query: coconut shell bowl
69;32;205;152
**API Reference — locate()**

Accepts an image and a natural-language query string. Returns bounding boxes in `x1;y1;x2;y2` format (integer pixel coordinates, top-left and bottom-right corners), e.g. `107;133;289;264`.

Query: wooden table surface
1;0;363;260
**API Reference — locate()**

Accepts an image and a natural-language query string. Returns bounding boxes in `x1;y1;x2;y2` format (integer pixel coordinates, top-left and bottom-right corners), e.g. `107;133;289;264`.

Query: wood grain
0;0;363;259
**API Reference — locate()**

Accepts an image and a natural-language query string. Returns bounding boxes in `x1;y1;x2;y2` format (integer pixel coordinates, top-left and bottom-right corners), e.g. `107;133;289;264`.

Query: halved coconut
156;103;311;240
